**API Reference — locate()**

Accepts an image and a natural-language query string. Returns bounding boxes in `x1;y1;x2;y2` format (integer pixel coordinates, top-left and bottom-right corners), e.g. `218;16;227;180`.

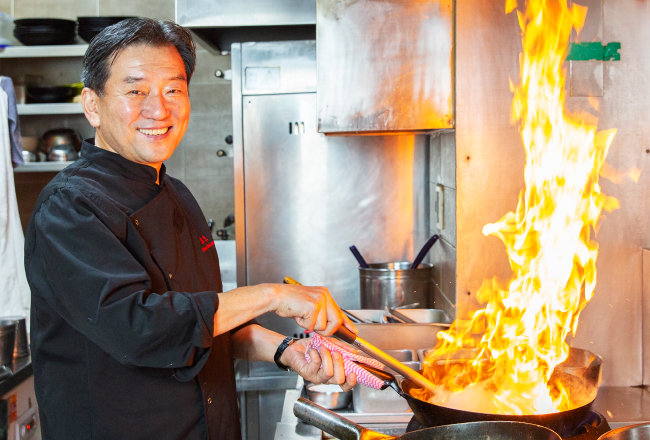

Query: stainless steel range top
275;383;650;439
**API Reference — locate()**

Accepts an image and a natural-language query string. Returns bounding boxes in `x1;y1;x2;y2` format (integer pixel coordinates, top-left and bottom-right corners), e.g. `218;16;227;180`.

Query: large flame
414;0;620;414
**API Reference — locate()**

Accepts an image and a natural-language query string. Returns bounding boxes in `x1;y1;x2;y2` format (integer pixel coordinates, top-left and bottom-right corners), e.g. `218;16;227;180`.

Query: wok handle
293;397;368;440
334;327;438;396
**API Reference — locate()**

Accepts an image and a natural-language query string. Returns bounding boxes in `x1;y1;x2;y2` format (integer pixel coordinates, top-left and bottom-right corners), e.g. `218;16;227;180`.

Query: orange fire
415;0;620;414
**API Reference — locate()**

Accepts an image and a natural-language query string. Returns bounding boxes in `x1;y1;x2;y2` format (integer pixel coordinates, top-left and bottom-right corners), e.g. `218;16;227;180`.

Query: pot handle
410;234;440;269
293;397;369;440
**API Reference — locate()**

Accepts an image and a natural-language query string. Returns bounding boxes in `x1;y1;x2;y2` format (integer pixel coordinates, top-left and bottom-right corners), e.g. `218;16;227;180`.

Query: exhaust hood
175;0;315;52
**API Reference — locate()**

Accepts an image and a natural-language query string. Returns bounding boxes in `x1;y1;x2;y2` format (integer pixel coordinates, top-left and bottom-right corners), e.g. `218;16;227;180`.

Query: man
25;18;356;439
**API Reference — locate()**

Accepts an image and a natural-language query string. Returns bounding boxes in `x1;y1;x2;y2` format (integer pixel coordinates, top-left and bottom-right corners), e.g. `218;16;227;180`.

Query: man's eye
128;90;144;95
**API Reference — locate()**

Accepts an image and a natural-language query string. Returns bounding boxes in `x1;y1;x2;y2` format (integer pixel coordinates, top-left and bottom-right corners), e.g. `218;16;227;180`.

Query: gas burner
406;411;610;440
564;411;610;440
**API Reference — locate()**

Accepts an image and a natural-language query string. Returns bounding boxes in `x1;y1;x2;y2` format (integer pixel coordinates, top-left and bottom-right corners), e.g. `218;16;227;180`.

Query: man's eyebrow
121;74;187;83
123;75;144;84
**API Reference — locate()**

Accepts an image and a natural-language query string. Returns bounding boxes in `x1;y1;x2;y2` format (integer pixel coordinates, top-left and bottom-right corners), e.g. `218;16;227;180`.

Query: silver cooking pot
598;423;650;440
294;397;562;439
359;261;433;309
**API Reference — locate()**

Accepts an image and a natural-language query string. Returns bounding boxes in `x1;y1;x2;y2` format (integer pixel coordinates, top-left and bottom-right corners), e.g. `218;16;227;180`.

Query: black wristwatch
274;336;297;371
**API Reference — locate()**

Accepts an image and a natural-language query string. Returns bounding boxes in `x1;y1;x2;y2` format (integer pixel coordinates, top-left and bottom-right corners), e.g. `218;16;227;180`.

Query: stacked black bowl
77;17;135;44
14;18;77;45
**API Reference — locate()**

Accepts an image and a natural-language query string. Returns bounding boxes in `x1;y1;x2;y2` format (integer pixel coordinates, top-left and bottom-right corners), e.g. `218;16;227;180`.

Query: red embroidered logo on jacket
199;235;214;253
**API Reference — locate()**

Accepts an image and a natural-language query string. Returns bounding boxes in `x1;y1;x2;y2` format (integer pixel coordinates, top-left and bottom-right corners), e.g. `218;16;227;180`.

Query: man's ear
81;87;100;128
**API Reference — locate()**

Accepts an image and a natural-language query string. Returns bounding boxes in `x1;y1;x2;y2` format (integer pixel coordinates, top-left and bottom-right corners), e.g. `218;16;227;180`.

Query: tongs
282;276;438;395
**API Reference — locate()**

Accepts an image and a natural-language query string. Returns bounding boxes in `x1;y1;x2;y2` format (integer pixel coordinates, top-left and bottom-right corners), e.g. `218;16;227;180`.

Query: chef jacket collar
80;138;167;184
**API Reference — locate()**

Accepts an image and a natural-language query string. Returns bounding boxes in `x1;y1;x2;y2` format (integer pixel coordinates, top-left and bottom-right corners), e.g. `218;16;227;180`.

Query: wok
294;396;562;440
353;347;601;439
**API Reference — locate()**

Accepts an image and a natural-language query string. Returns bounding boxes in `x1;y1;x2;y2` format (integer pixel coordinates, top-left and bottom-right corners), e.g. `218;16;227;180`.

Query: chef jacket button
207;397;213;405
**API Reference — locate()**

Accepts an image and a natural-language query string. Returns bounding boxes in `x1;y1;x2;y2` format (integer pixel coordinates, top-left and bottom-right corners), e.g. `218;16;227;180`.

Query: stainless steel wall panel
316;0;454;133
241;92;428;337
455;0;650;386
232;41;429;338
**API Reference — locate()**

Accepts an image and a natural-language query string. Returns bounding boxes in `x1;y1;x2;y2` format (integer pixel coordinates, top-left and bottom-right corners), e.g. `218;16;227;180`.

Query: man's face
84;43;191;170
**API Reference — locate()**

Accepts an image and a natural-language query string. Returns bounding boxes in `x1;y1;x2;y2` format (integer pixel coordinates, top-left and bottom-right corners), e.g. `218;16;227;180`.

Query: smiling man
24;18;356;440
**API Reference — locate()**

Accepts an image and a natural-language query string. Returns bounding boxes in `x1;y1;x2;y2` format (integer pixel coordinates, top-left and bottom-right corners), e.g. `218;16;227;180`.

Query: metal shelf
17;103;83;115
0;44;88;58
15;161;73;173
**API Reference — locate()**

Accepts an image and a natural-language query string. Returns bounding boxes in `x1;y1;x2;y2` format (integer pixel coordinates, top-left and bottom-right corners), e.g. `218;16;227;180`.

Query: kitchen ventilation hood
317;0;455;133
175;0;315;52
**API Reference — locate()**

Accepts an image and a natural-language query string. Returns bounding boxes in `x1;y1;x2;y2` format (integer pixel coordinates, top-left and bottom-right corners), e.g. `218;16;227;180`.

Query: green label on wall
566;42;621;61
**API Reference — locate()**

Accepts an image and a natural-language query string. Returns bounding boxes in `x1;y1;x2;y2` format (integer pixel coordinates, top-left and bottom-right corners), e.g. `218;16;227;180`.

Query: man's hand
214;283;356;337
270;284;357;336
279;338;357;391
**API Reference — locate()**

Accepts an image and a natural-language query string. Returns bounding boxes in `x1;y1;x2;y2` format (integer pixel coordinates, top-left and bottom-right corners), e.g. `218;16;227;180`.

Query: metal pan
294;396;562;440
354;348;601;438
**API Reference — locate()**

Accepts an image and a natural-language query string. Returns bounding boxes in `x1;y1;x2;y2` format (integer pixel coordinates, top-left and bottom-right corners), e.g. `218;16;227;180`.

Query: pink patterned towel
305;333;386;389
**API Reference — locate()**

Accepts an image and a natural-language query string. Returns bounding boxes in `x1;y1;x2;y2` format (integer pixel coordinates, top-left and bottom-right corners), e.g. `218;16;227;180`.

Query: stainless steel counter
275;384;650;439
592;386;650;429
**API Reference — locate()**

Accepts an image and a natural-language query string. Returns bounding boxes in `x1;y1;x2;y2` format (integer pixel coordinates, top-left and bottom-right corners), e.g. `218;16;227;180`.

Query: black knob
225;135;233;145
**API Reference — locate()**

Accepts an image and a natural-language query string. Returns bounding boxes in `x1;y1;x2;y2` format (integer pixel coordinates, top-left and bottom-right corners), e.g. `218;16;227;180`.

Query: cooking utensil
352;359;420;413
26;85;79;103
294;397;562;440
0;320;16;367
410;234;440;269
3;316;28;359
48;144;78;162
342;309;369;324
39;128;82;154
22;150;37;162
385;306;417;323
360;262;433;309
597;422;650;439
306;383;352;410
13;18;76;45
349;245;369;268
77;16;136;43
334;325;438;395
281;275;438;394
354;347;601;438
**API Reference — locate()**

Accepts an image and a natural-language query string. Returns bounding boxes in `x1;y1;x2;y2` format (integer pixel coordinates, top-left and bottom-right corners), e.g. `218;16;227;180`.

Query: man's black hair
81;17;196;96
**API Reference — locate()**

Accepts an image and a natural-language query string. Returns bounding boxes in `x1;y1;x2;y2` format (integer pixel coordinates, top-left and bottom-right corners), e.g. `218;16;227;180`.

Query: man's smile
138;127;170;136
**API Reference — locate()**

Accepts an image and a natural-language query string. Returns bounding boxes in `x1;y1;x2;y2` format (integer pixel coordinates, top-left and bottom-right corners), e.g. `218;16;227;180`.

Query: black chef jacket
24;140;241;440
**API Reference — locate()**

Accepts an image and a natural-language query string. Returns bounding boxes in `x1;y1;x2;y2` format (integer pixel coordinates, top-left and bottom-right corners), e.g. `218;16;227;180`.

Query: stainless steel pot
359;261;433;309
294;397;562;440
3;316;28;359
306;383;352;410
39;128;82;154
0;320;16;366
48;144;79;162
598;423;650;440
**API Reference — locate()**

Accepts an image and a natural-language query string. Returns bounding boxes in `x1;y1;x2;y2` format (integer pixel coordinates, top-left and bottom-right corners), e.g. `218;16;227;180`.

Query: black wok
294;397;562;440
358;347;601;439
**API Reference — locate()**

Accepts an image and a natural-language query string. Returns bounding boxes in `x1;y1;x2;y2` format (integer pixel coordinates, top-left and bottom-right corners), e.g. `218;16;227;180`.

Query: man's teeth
139;127;169;135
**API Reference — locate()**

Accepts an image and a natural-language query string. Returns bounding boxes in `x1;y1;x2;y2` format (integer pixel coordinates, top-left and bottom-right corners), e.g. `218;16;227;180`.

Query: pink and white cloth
305;333;386;389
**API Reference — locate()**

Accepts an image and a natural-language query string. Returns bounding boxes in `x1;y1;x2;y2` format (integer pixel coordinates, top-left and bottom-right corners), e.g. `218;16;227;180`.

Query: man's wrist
273;336;297;371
